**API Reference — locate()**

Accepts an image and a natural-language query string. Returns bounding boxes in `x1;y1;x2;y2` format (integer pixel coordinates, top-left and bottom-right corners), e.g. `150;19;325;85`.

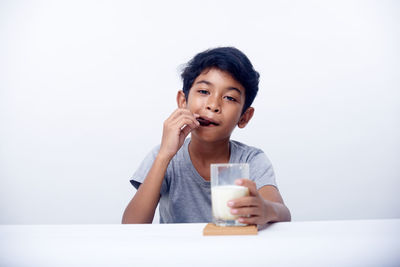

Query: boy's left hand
228;179;277;226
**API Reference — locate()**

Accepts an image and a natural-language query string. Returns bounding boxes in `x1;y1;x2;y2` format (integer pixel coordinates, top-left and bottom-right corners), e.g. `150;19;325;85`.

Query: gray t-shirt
130;138;277;223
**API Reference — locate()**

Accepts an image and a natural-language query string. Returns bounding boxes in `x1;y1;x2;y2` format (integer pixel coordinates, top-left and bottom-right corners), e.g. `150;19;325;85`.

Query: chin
191;130;230;143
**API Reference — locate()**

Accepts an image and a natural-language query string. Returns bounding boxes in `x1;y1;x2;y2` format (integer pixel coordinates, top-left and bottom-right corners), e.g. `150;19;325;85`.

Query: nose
206;97;220;113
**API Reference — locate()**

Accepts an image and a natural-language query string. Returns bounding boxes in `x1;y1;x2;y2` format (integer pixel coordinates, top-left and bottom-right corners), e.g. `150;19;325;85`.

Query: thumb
235;178;258;196
180;124;192;139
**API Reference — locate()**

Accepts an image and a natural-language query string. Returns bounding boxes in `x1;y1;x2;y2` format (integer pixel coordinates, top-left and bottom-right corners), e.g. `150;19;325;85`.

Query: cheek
226;105;243;121
187;96;206;110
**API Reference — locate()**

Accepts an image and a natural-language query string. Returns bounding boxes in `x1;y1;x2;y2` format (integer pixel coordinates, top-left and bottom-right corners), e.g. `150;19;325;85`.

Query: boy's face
178;67;254;143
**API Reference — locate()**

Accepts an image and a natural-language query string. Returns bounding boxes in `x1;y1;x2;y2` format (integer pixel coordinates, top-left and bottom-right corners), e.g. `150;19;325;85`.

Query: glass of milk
211;163;250;226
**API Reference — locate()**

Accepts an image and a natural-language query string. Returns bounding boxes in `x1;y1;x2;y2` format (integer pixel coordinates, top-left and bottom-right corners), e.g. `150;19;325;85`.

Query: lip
197;116;220;126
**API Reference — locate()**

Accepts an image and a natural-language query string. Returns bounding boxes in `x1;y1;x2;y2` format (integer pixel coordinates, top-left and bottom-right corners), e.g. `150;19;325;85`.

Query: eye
198;89;209;95
224;96;237;102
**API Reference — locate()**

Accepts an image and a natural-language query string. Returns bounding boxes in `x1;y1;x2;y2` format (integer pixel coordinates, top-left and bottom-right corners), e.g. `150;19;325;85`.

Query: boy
122;47;291;225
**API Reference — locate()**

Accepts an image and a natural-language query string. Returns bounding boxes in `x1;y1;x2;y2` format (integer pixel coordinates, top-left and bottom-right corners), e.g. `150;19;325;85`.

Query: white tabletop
1;219;399;267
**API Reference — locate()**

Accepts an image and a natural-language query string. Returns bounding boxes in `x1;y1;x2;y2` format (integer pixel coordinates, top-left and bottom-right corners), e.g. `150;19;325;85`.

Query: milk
211;185;249;221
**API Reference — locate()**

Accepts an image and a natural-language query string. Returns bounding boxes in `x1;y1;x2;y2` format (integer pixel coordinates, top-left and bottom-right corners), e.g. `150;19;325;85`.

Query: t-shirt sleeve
129;145;168;194
250;152;278;190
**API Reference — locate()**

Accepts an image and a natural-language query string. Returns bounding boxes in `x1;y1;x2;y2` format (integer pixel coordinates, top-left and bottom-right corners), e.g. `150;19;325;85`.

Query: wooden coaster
203;223;258;236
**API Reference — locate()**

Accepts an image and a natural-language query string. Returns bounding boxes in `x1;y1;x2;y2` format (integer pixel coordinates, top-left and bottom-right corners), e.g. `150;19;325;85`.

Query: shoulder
230;139;274;168
142;143;161;161
230;139;265;161
230;140;276;188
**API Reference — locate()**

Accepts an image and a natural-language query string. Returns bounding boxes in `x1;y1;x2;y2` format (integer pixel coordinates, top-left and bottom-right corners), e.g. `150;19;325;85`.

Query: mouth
196;117;220;127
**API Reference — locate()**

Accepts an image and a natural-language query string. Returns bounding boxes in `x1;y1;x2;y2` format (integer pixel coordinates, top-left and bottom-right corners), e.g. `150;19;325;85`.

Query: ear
237;107;254;128
177;90;187;108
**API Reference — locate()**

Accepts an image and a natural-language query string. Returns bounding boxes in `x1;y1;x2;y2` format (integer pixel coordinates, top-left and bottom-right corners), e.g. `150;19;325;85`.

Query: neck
188;136;230;165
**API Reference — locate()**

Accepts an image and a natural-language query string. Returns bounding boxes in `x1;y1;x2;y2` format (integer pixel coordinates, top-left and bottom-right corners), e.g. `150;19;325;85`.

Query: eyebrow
195;80;242;95
228;87;242;95
195;80;212;86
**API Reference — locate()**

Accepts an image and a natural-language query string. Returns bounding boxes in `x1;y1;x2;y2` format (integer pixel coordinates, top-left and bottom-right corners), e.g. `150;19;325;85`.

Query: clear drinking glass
211;163;250;226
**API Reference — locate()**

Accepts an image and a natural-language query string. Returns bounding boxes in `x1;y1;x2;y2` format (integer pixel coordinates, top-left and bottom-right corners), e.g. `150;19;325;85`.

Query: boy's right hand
158;108;200;160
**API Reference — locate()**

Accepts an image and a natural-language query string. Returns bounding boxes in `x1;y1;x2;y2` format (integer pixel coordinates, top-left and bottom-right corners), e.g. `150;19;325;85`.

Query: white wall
0;0;399;224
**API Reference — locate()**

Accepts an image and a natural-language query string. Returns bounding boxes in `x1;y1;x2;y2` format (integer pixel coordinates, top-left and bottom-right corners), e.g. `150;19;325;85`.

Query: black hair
181;47;260;114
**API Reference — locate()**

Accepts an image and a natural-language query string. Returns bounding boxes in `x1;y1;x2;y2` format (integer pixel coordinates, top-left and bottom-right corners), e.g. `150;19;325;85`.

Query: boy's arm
122;153;170;223
257;185;291;223
122;108;200;224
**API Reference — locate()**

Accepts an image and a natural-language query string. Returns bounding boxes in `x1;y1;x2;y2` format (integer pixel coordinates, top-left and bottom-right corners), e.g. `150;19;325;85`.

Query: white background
0;0;399;224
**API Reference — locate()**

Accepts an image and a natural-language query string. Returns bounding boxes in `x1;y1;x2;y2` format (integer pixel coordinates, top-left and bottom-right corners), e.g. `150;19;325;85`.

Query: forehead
193;68;245;93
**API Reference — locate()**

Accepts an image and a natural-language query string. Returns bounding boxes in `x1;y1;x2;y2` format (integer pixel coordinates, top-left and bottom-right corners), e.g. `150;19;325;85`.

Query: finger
169;111;200;127
164;118;193;134
167;108;196;123
230;206;260;217
235;178;258;196
179;117;200;140
166;108;185;122
237;215;260;225
180;123;197;138
176;117;200;131
164;110;184;130
228;196;257;208
168;113;198;128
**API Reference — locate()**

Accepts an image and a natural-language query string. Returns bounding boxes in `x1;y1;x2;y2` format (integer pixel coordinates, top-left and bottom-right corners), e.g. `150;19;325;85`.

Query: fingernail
235;179;243;185
231;209;238;214
227;201;234;207
238;218;244;223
